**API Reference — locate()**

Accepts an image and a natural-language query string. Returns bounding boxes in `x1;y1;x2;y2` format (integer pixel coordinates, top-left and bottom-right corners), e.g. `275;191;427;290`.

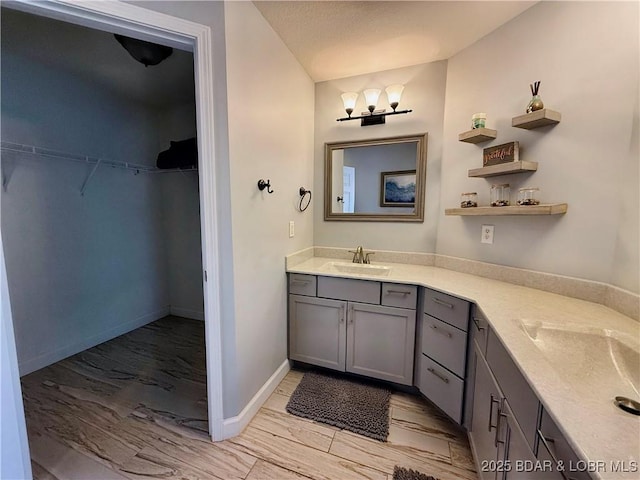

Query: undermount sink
517;319;640;398
320;261;392;277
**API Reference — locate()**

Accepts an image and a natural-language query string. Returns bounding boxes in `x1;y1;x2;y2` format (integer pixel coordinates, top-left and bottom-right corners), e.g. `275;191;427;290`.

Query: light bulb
341;92;358;117
363;89;381;113
385;84;404;111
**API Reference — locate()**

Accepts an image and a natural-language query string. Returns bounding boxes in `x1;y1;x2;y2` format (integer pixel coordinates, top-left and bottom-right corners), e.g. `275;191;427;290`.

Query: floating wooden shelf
458;128;497;144
445;203;568;216
512;109;561;129
468;160;538;178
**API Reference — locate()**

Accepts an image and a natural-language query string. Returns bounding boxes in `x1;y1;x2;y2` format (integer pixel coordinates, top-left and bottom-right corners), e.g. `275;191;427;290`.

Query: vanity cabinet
417;288;471;423
288;275;417;386
468;326;589;480
536;408;591;480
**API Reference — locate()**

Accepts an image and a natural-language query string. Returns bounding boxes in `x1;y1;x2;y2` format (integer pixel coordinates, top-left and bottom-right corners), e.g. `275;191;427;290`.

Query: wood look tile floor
22;316;477;480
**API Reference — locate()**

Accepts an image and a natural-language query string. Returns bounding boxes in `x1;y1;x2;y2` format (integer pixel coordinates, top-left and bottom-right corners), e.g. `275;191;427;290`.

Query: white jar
472;113;487;129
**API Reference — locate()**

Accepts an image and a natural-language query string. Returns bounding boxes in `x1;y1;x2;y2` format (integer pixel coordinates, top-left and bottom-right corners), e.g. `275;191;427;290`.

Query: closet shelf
0;142;196;174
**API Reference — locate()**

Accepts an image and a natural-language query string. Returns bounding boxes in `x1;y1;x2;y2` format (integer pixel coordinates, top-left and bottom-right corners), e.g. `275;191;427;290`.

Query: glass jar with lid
460;192;478;208
490;184;510;207
517;187;540;206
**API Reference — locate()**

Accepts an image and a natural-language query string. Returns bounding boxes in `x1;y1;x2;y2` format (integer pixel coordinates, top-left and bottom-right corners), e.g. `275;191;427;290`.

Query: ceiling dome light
114;34;173;67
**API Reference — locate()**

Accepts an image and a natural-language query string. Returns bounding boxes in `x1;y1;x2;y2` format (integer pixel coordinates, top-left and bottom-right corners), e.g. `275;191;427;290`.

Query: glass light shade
363;88;381;113
385;84;404;111
341;92;359;117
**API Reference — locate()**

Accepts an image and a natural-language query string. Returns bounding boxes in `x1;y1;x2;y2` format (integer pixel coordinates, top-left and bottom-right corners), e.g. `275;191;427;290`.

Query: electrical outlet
289;221;295;238
481;225;494;244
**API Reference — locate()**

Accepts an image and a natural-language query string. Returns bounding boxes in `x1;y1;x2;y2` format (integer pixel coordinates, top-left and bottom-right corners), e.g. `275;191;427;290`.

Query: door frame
3;0;225;442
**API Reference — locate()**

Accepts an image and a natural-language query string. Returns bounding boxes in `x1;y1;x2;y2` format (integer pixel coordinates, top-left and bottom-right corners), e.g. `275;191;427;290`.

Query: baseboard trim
170;306;205;321
221;359;291;439
18;306;170;376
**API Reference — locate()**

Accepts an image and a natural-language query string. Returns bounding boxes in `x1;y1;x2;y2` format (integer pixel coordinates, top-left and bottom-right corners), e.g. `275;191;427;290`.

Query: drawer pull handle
430;324;452;338
472;317;486;331
387;290;412;296
432;297;454;309
291;280;311;285
488;395;500;432
495;410;507;447
537;429;569;480
427;367;449;384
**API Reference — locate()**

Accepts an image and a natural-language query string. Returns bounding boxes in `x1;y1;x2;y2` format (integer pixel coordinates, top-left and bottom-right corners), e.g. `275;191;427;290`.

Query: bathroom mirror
324;133;427;222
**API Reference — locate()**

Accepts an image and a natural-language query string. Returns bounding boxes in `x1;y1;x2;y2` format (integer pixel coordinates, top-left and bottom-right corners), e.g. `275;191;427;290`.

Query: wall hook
257;179;274;194
298;187;312;212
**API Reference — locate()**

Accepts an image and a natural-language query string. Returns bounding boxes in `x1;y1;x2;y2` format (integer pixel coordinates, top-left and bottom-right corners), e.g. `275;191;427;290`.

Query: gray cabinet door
470;346;503;480
346;303;415;385
502;400;543;480
289;295;347;371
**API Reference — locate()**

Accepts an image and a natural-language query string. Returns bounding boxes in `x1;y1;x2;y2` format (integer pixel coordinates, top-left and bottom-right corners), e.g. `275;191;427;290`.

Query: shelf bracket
80;159;101;196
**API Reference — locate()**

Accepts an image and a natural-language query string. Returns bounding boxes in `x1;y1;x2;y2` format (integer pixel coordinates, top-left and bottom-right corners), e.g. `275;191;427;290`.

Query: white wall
224;1;314;414
314;61;448;252
437;1;639;293
1;37;175;374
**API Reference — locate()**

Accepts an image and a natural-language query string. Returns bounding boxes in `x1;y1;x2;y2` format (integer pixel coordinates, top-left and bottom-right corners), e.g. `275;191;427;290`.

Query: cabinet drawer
381;283;417;309
421;314;467;378
289;274;317;296
470;304;489;356
487;329;539;450
317;276;380;304
537;408;591;480
418;355;464;423
423;288;470;331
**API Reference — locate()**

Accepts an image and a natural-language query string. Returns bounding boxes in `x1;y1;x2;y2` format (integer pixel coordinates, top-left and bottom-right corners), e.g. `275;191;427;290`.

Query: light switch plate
289;221;295;238
481;225;494;244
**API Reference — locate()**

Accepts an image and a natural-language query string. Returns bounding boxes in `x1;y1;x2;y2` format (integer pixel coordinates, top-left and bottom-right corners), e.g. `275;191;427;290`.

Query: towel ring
299;187;312;212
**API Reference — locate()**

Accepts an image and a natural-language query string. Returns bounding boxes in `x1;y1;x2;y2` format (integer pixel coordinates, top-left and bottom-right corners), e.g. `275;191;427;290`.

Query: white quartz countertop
287;257;640;479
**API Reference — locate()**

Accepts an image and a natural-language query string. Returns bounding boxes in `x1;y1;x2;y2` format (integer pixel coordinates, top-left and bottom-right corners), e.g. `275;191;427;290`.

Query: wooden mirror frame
324;133;428;222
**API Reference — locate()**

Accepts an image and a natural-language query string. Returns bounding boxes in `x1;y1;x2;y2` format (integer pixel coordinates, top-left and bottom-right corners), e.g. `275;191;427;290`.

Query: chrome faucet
349;246;375;264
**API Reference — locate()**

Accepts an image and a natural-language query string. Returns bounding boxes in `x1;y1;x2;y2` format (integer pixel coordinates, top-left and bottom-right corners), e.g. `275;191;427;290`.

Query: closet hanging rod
0;142;196;174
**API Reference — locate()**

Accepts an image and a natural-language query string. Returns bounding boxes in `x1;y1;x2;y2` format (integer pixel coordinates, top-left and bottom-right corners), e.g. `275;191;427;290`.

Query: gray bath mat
286;371;391;441
393;466;439;480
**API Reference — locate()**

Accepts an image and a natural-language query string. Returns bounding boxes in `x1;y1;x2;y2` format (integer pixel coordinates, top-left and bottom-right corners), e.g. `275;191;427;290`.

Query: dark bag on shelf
156;137;198;169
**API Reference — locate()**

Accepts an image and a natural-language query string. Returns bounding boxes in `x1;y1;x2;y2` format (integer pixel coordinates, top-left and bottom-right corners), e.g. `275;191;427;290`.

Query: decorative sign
483;141;519;167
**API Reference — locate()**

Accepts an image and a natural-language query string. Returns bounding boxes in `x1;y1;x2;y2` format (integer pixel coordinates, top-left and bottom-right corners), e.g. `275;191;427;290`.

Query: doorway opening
0;3;224;475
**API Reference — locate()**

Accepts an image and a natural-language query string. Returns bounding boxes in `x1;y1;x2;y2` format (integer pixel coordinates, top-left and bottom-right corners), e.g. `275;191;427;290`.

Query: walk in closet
1;6;209;443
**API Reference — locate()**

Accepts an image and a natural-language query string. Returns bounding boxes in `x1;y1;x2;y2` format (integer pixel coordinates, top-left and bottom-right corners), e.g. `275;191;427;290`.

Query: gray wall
132;1;316;418
0;41;173;374
314;61;448;252
436;1;639;293
158;102;205;320
343;142;416;214
1;15;205;374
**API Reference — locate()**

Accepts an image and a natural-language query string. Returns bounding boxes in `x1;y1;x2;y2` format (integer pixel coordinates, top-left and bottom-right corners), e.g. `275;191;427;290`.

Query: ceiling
253;1;537;82
1;2;537;108
1;7;196;109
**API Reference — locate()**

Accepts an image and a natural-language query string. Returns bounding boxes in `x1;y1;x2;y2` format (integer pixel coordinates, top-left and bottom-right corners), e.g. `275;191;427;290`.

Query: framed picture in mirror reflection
380;170;416;207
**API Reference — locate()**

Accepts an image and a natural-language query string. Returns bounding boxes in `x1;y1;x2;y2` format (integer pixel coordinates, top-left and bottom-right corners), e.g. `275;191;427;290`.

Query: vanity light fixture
337;84;412;126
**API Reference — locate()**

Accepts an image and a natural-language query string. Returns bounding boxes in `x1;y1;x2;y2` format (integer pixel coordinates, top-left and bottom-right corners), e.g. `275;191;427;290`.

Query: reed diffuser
526;81;544;113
